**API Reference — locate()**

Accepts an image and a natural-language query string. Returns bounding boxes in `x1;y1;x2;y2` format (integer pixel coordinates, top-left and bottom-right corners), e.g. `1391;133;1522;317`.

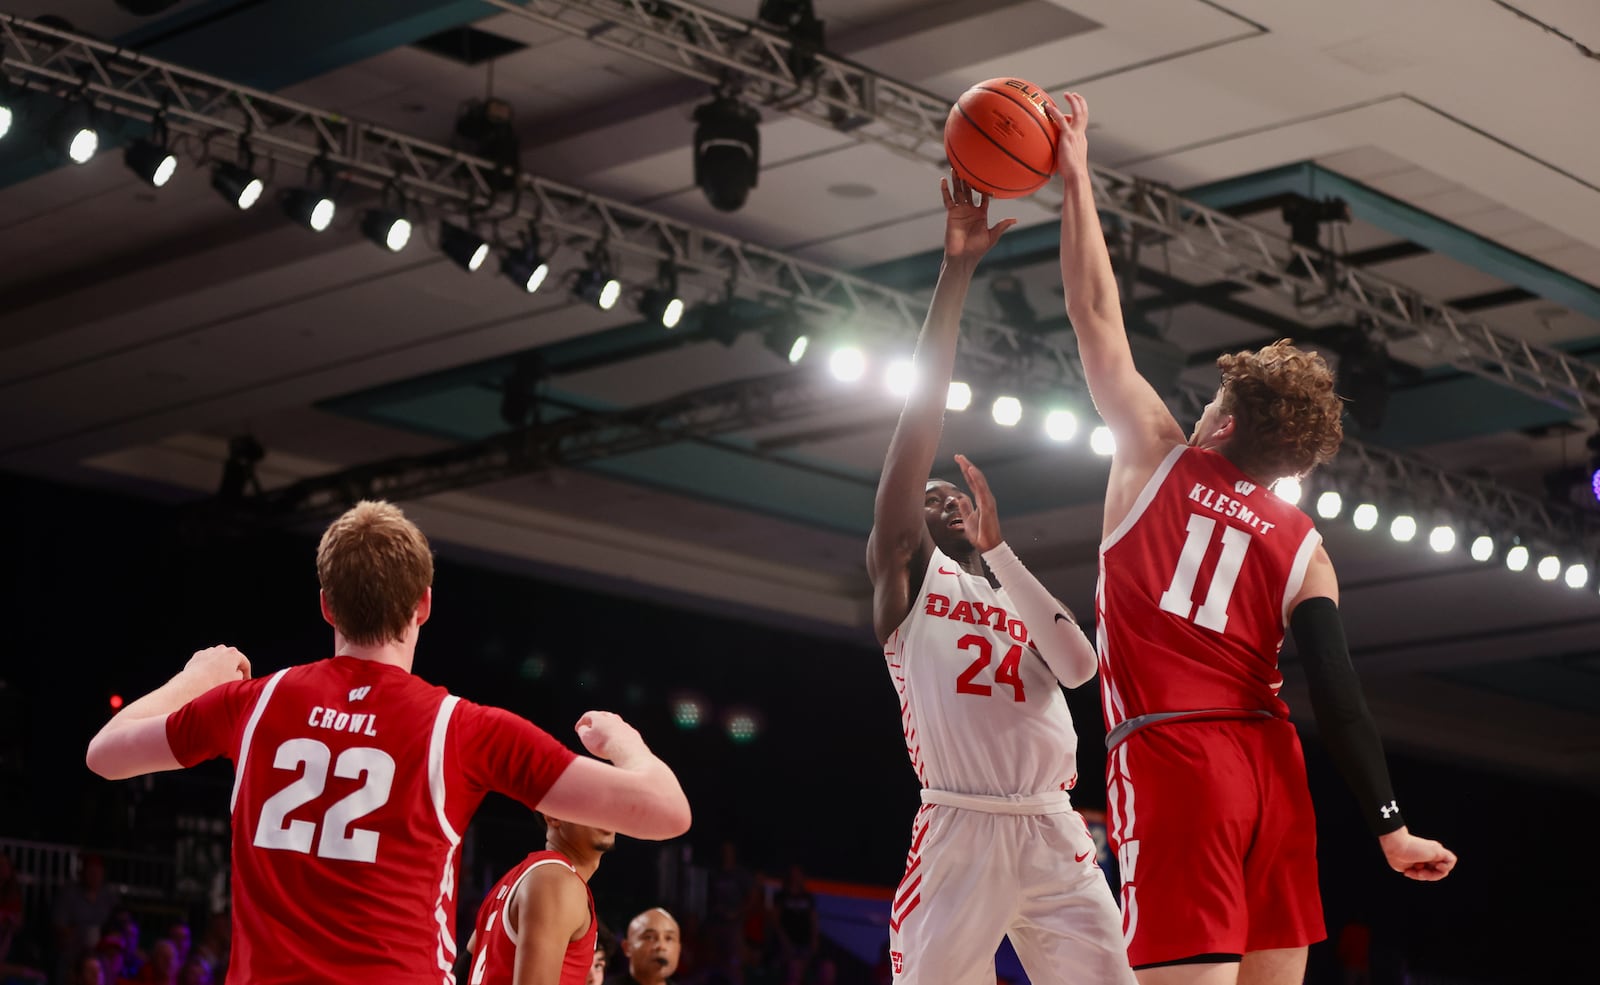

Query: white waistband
919;788;1072;815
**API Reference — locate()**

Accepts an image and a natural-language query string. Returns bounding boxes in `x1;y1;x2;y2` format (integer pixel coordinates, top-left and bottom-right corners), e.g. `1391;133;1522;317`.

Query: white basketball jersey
884;548;1079;797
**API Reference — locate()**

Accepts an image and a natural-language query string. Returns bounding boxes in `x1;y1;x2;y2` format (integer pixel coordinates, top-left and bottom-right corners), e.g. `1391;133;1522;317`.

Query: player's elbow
85;733;124;780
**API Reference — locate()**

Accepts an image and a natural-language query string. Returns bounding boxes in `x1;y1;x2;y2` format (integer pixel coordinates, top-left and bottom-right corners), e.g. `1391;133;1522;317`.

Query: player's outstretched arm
954;455;1097;687
512;865;591;985
1044;93;1185;473
537;712;692;841
86;645;251;780
867;172;1016;643
1289;551;1456;881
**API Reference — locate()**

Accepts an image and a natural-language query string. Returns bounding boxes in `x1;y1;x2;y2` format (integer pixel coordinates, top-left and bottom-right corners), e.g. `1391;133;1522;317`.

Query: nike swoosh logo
1054;613;1071;624
1075;850;1093;863
939;566;959;575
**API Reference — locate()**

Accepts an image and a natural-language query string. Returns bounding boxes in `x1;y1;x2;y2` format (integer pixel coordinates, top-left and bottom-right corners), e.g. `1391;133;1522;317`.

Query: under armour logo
348;686;371;702
890;952;904;975
1234;480;1257;496
1379;800;1399;819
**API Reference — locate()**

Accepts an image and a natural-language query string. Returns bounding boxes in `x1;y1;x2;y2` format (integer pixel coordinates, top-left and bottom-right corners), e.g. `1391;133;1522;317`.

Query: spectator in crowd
74;955;106;985
176;956;212;985
53;855;119;985
94;932;126;984
770;867;817;964
105;909;144;980
166;924;191;967
590;924;616;985
139;939;181;985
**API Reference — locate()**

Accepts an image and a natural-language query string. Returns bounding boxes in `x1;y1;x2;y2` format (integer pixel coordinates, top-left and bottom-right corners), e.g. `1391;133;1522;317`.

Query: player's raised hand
1042;92;1090;185
942;169;1017;263
953;454;1003;553
575;711;645;763
1379;828;1457;881
183;644;250;690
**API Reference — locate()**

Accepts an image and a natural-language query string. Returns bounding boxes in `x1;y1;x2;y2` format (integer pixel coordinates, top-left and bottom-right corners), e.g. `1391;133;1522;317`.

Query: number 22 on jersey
253;738;395;863
1159;514;1251;633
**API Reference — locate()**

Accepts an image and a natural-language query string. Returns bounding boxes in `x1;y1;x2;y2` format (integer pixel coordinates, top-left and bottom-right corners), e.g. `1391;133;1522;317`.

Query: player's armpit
86;714;183;780
511;866;590;985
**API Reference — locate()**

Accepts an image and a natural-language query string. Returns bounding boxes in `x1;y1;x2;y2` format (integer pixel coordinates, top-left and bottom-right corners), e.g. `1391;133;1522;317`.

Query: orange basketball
943;78;1060;199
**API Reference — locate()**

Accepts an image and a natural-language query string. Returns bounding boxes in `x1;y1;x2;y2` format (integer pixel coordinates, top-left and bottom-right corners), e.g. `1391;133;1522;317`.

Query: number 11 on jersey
1159;514;1251;633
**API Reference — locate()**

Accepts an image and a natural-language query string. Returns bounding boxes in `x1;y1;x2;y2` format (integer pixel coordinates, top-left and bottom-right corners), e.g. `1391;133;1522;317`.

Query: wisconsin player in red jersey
466;815;612;985
866;172;1134;985
1045;92;1456;985
85;500;691;985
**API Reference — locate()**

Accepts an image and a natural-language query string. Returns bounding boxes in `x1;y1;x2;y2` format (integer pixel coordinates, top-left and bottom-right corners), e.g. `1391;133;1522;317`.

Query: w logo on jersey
348;686;371;702
1233;480;1257;496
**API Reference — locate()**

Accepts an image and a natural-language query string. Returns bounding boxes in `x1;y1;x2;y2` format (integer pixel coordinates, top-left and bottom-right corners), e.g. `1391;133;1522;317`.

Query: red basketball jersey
167;656;576;985
1096;446;1322;735
468;851;597;985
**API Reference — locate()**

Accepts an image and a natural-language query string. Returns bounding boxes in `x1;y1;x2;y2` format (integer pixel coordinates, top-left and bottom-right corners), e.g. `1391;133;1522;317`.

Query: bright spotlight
829;346;865;382
1427;525;1456;553
1389;514;1417;542
441;222;490;273
1352;503;1379;531
885;359;915;398
67;126;98;164
670;695;705;730
124;138;177;188
1044;409;1077;442
362;209;411;252
992;396;1022;427
211;162;263;210
787;334;809;364
1564;563;1589;589
639;288;684;328
1536;555;1560;581
1090;425;1115;456
573;268;621;310
946;381;972;411
502;244;550;293
1315;490;1342;519
0;104;12;141
1505;544;1529;572
284;188;336;232
1469;535;1494;562
1274;477;1303;504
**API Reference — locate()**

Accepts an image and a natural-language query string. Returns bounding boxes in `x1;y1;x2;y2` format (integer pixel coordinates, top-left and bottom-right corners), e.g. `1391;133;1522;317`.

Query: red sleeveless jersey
166;656;576;985
1095;446;1322;736
468;851;597;985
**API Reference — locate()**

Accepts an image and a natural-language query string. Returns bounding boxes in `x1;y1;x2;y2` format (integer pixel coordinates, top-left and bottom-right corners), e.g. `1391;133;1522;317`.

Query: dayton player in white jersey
866;172;1134;985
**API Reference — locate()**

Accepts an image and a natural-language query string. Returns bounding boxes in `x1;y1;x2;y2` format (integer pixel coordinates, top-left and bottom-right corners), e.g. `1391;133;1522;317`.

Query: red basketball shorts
1105;717;1325;967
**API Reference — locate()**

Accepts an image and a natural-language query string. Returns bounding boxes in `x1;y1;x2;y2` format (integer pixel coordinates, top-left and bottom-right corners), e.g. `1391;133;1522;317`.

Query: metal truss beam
227;369;841;523
481;0;1600;419
1;14;1594;554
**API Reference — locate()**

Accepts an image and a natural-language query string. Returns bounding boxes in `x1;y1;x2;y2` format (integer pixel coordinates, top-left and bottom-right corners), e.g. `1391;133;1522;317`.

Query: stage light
788;335;809;363
1470;535;1494;562
283;188;335;232
1389;514;1417;542
109;694;124;711
1352;503;1379;531
991;396;1022;427
1505;544;1529;572
946;381;972;411
829;346;865;382
1274;477;1303;504
0;103;11;141
573;260;621;310
1044;409;1077;442
671;695;705;730
57;118;97;164
362;208;411;252
725;709;760;744
1427;525;1456;553
693;93;760;212
124;137;176;188
211;162;263;210
885;359;914;397
1315;491;1342;519
1090;426;1115;456
502;242;550;293
441;222;489;272
762;316;809;364
1564;563;1589;589
638;261;684;327
1537;555;1560;581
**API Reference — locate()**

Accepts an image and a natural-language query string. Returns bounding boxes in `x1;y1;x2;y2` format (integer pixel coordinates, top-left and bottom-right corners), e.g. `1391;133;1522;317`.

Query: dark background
1;470;1592;982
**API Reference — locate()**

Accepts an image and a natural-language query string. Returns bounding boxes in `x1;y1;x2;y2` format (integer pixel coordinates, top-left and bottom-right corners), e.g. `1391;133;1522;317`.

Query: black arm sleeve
1289;596;1404;835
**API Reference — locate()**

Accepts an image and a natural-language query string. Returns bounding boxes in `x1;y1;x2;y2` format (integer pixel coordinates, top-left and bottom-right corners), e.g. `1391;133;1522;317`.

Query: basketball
943;78;1060;198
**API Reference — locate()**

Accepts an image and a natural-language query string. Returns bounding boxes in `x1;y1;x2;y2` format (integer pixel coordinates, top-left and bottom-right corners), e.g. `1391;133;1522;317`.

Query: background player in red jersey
466;815;613;985
1046;91;1456;985
866;171;1133;985
85;500;690;985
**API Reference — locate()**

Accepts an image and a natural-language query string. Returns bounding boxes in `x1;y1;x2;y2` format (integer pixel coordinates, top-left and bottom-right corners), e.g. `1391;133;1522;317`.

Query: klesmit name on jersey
1188;482;1277;535
306;706;379;737
922;594;1031;644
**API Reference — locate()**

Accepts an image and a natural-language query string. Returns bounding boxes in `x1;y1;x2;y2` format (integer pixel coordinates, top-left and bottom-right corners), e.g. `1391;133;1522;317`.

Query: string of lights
1;13;1595;588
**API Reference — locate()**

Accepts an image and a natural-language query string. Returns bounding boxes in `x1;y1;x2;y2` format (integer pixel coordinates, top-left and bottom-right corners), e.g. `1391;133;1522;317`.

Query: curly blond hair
317;501;434;645
1215;340;1344;480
